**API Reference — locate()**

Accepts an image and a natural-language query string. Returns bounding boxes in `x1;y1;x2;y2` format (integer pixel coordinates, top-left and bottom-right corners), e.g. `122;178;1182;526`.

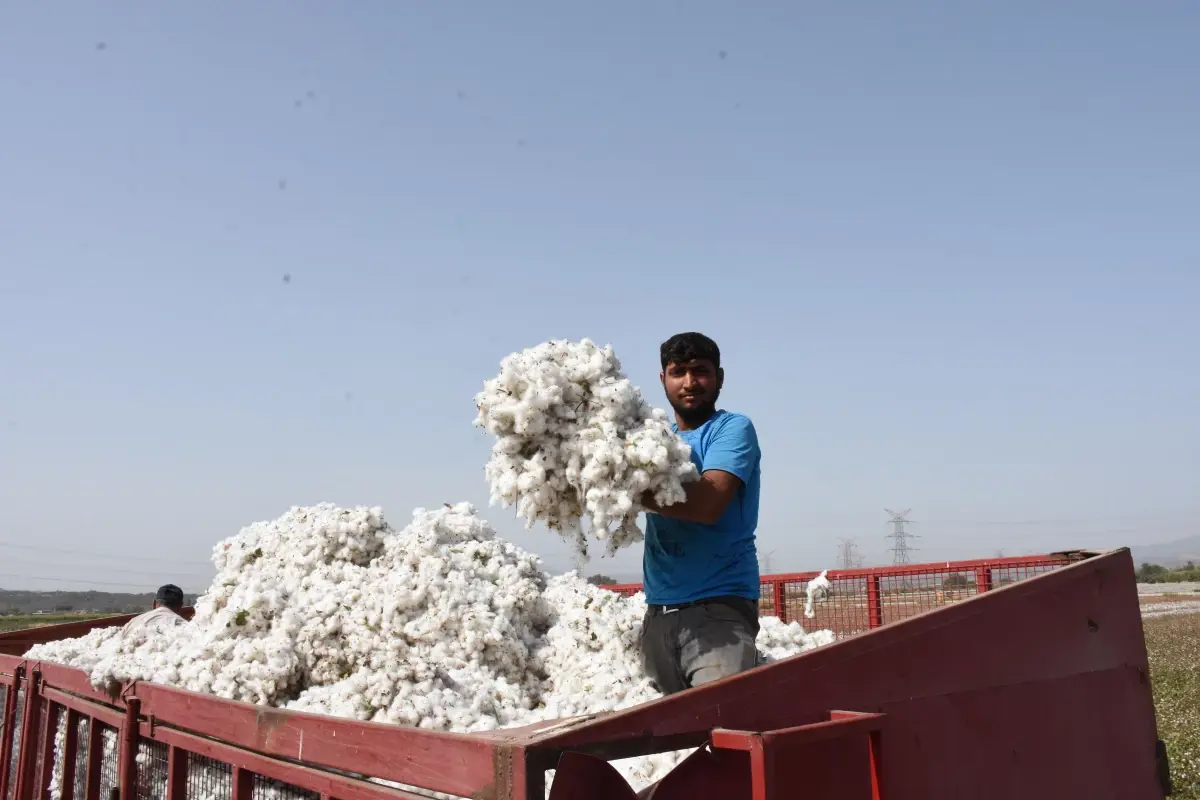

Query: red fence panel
601;553;1079;636
0;654;513;800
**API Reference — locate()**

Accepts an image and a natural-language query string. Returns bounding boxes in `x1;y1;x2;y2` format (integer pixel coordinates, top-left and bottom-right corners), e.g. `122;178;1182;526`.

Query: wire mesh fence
136;739;169;800
187;753;231;800
73;715;90;800
605;554;1073;637
97;723;119;800
251;773;320;800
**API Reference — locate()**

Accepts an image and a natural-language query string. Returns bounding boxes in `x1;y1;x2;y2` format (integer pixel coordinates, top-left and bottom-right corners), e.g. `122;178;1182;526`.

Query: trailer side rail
600;552;1077;632
0;655;507;800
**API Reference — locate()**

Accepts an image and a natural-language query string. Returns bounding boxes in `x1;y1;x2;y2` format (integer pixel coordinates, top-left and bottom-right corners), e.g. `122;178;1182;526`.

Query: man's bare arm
643;470;743;525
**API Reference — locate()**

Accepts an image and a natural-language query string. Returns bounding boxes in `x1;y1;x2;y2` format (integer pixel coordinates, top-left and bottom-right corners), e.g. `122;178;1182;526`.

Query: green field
1146;611;1200;798
0;613;113;633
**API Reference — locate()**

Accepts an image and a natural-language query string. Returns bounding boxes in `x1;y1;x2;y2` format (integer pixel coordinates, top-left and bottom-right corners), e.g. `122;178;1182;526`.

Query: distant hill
0;589;200;616
1131;535;1200;568
583;572;642;585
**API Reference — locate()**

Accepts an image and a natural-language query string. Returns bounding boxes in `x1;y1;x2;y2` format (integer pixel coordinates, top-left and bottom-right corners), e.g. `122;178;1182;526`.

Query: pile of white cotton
28;503;833;796
474;339;698;557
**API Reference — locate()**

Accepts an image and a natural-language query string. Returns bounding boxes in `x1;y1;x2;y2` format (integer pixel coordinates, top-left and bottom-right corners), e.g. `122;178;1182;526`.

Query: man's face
661;358;723;425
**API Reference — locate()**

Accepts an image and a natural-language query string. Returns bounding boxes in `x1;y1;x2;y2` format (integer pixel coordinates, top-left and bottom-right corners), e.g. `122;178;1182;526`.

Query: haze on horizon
1;2;1197;594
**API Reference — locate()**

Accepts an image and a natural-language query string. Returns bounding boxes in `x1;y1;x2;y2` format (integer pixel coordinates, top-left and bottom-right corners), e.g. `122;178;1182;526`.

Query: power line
908;526;1193;544
885;508;918;566
3;559;212;580
0;571;205;592
921;513;1198;527
0;540;211;567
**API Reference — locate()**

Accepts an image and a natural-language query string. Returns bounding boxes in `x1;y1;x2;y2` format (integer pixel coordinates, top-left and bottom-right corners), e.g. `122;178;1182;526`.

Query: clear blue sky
1;2;1197;592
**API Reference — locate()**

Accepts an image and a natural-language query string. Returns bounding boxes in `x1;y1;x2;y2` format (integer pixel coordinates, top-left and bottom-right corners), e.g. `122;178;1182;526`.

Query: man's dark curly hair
660;332;721;370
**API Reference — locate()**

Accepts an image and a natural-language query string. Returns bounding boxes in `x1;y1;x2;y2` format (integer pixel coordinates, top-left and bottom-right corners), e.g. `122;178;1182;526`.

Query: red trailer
0;549;1171;799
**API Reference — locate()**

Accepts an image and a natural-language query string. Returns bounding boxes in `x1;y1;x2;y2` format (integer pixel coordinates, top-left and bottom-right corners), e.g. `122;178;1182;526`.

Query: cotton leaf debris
26;503;833;795
474;338;698;556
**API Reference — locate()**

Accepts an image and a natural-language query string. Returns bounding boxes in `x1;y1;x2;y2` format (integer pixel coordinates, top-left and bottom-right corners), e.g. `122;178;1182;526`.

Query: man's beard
670;389;720;427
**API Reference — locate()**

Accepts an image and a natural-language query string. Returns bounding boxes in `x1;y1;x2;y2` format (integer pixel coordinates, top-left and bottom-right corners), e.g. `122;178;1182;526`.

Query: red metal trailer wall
0;658;494;800
1;551;1158;800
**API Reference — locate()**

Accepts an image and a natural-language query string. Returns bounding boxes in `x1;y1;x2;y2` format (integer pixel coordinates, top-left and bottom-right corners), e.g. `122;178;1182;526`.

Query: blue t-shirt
643;410;761;605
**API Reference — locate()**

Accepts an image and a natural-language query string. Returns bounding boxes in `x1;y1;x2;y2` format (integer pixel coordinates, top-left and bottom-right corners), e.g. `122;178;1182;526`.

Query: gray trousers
640;596;762;695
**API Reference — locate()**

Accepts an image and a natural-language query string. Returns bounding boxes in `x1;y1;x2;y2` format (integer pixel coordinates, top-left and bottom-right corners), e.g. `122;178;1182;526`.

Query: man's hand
642;470;743;525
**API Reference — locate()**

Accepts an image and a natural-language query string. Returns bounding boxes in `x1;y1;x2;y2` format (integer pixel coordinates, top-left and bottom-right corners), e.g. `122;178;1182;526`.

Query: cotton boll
26;502;835;798
756;617;837;662
475;339;699;558
805;570;833;619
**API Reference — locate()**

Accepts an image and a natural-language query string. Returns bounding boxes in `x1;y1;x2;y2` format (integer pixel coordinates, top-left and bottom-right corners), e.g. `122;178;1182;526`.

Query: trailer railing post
0;665;23;800
61;710;81;800
84;716;103;800
711;711;886;799
165;745;188;800
975;567;993;594
773;581;787;624
117;697;141;800
867;575;883;629
35;696;58;800
14;668;44;800
232;765;254;800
